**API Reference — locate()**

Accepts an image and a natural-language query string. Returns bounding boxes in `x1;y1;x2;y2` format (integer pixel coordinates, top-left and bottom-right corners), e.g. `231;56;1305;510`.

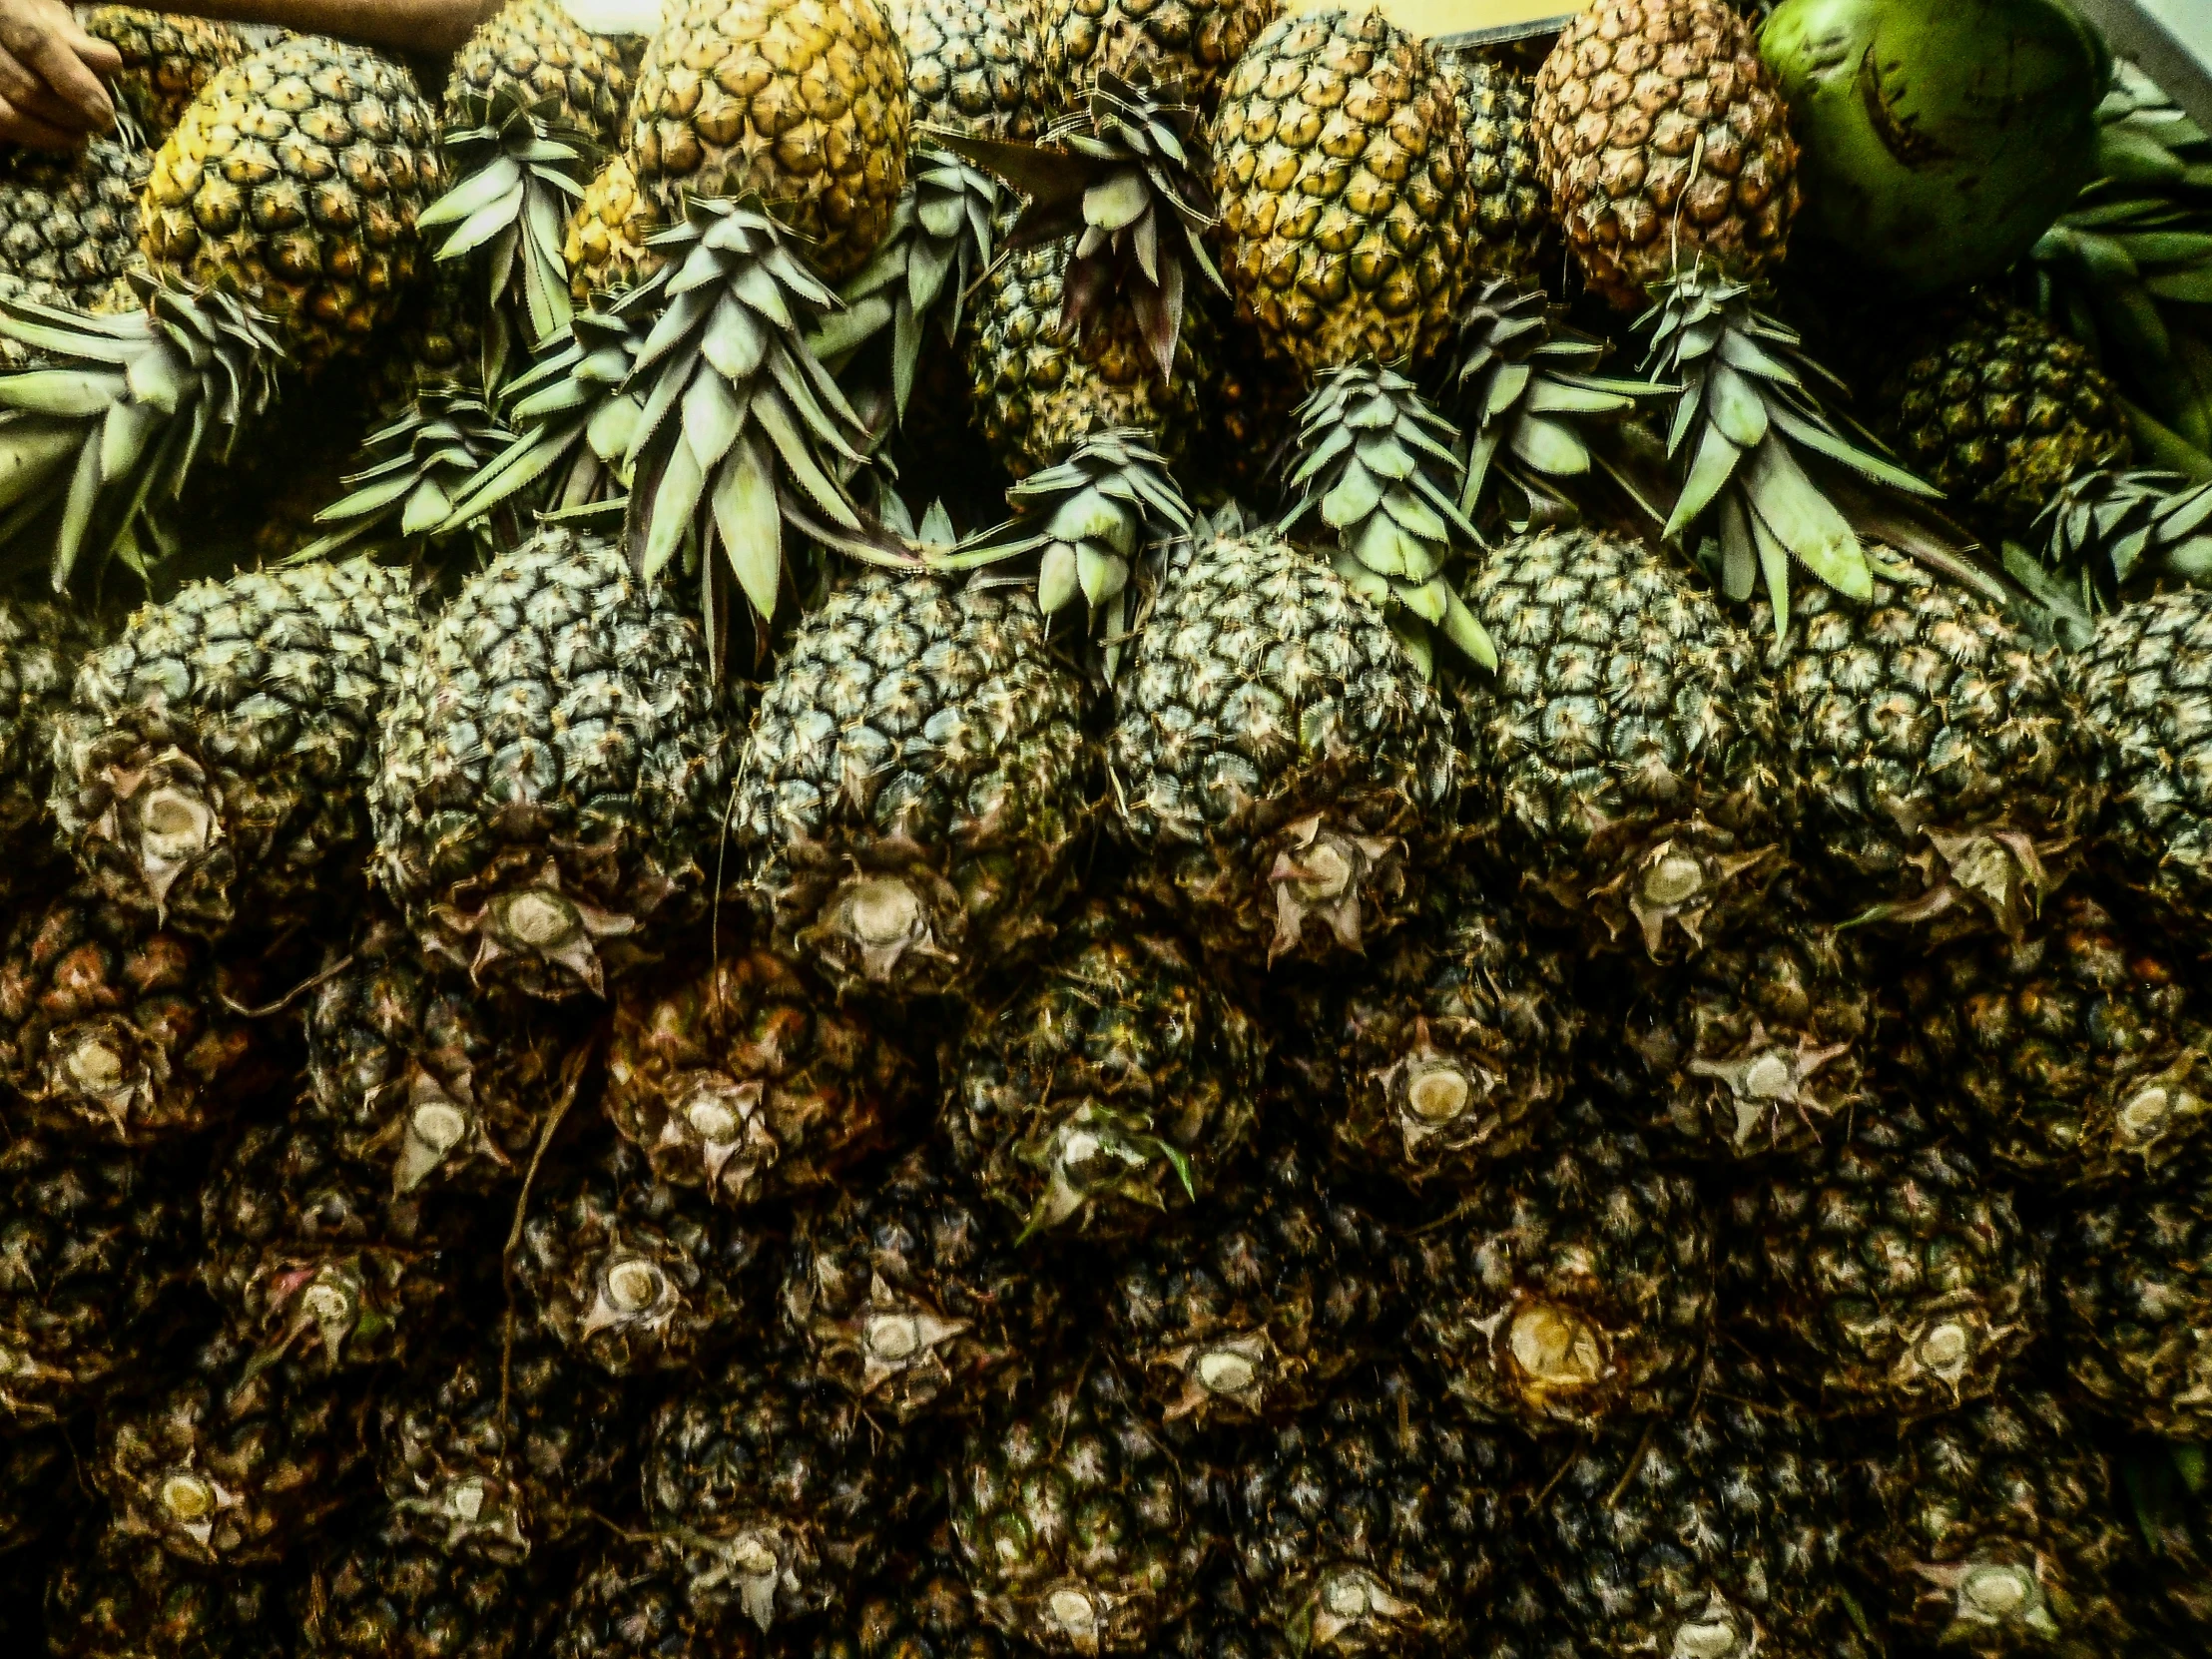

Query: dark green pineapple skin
294;1516;553;1659
1393;1098;1715;1434
0;594;94;905
782;1142;1065;1421
1102;1135;1393;1426
2076;586;2212;937
1587;900;1875;1165
1456;527;1788;963
946;891;1266;1241
0;1126;192;1425
952;1355;1210;1654
1721;1098;2045;1417
1889;888;2212;1188
734;569;1091;1003
549;1539;719;1659
1226;1362;1518;1656
1772;573;2100;938
1281;865;1580;1186
1523;1354;1851;1659
1110;526;1460;969
45;1520;286;1659
1847;1387;2144;1656
51;557;418;944
2052;1175;2212;1437
641;1346;922;1635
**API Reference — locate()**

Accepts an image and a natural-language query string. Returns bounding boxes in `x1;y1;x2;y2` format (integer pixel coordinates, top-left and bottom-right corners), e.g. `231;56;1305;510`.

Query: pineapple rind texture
0;138;150;308
734;570;1090;1002
140;34;444;366
891;0;1044;138
1210;9;1469;374
1038;0;1281;113
80;6;247;138
627;0;910;284
2054;1181;2212;1438
449;0;631;139
1531;0;1798;308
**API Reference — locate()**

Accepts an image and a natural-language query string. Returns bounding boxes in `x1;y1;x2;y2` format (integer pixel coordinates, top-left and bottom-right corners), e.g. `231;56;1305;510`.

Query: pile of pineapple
3;0;2212;1654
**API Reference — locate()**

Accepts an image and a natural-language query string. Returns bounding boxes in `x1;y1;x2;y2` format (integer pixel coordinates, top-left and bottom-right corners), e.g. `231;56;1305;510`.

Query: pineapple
1109;513;1460;969
945;891;1266;1241
891;0;1044;137
1847;1386;2144;1655
605;946;923;1205
1286;864;1580;1185
79;7;246;138
2074;585;2212;936
1523;1352;1851;1659
0;138;149;307
0;1128;190;1424
1872;295;2133;541
1890;888;2212;1188
733;570;1090;1003
0;595;96;902
50;557;419;945
1722;1097;2045;1416
141;35;445;367
45;1522;284;1659
514;1136;776;1378
448;0;630;139
562;152;663;301
198;1118;473;1376
376;1331;629;1560
0;884;284;1145
294;1517;552;1659
93;1331;368;1565
301;904;573;1194
551;1538;715;1659
1393;1097;1716;1434
371;526;735;1001
1210;9;1469;374
1226;1360;1517;1656
626;0;910;283
1037;0;1279;113
640;1344;923;1632
1437;51;1549;284
1773;568;2102;936
781;1141;1066;1419
953;1352;1209;1653
2051;1177;2212;1438
1587;897;1874;1164
1457;525;1788;960
1101;1135;1391;1426
1531;0;1798;309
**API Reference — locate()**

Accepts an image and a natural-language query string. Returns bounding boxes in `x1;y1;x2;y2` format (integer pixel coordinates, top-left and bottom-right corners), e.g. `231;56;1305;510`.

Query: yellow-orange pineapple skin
563;152;664;301
1532;0;1797;309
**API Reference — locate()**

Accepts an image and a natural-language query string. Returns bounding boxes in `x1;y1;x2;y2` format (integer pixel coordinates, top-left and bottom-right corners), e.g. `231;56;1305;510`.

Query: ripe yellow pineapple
80;6;246;138
563;152;665;301
627;0;910;283
1531;0;1798;309
1038;0;1281;114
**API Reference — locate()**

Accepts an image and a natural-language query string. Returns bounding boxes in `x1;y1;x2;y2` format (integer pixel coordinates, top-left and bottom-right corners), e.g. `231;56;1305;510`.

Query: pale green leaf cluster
294;390;515;562
2031;465;2212;615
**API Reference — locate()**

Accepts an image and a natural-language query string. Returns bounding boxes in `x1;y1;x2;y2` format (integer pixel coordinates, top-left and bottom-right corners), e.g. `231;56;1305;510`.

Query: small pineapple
1393;1097;1716;1434
1102;1135;1391;1426
605;945;923;1205
79;7;247;137
293;1514;553;1659
1722;1098;2045;1416
640;1344;923;1632
49;557;419;944
1531;0;1798;308
781;1141;1065;1419
1872;296;2133;541
1210;10;1467;375
1037;0;1279;112
1227;1360;1517;1656
371;526;735;1001
626;0;910;283
953;1353;1210;1653
514;1136;776;1377
1109;515;1460;969
1437;51;1549;284
562;152;663;302
2051;1175;2212;1437
892;0;1044;137
945;890;1266;1240
0;138;149;307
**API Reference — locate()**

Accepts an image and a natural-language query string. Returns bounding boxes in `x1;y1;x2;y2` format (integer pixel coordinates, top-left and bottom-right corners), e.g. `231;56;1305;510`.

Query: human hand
0;0;121;149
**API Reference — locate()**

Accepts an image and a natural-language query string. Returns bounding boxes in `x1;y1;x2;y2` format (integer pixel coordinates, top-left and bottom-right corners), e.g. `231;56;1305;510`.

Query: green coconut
1762;0;2109;294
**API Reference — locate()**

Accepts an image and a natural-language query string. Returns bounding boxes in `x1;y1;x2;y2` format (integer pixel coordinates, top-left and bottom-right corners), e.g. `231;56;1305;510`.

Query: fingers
22;22;115;134
0;89;83;150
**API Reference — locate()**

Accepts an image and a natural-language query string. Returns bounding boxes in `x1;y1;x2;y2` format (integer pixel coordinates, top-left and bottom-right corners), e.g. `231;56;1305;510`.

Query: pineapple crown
812;143;1003;427
941;427;1192;678
297;389;517;563
418;84;601;355
1638;262;1940;634
929;69;1225;380
0;274;285;590
1283;360;1492;676
1443;275;1654;526
2028;466;2212;614
619;198;911;628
